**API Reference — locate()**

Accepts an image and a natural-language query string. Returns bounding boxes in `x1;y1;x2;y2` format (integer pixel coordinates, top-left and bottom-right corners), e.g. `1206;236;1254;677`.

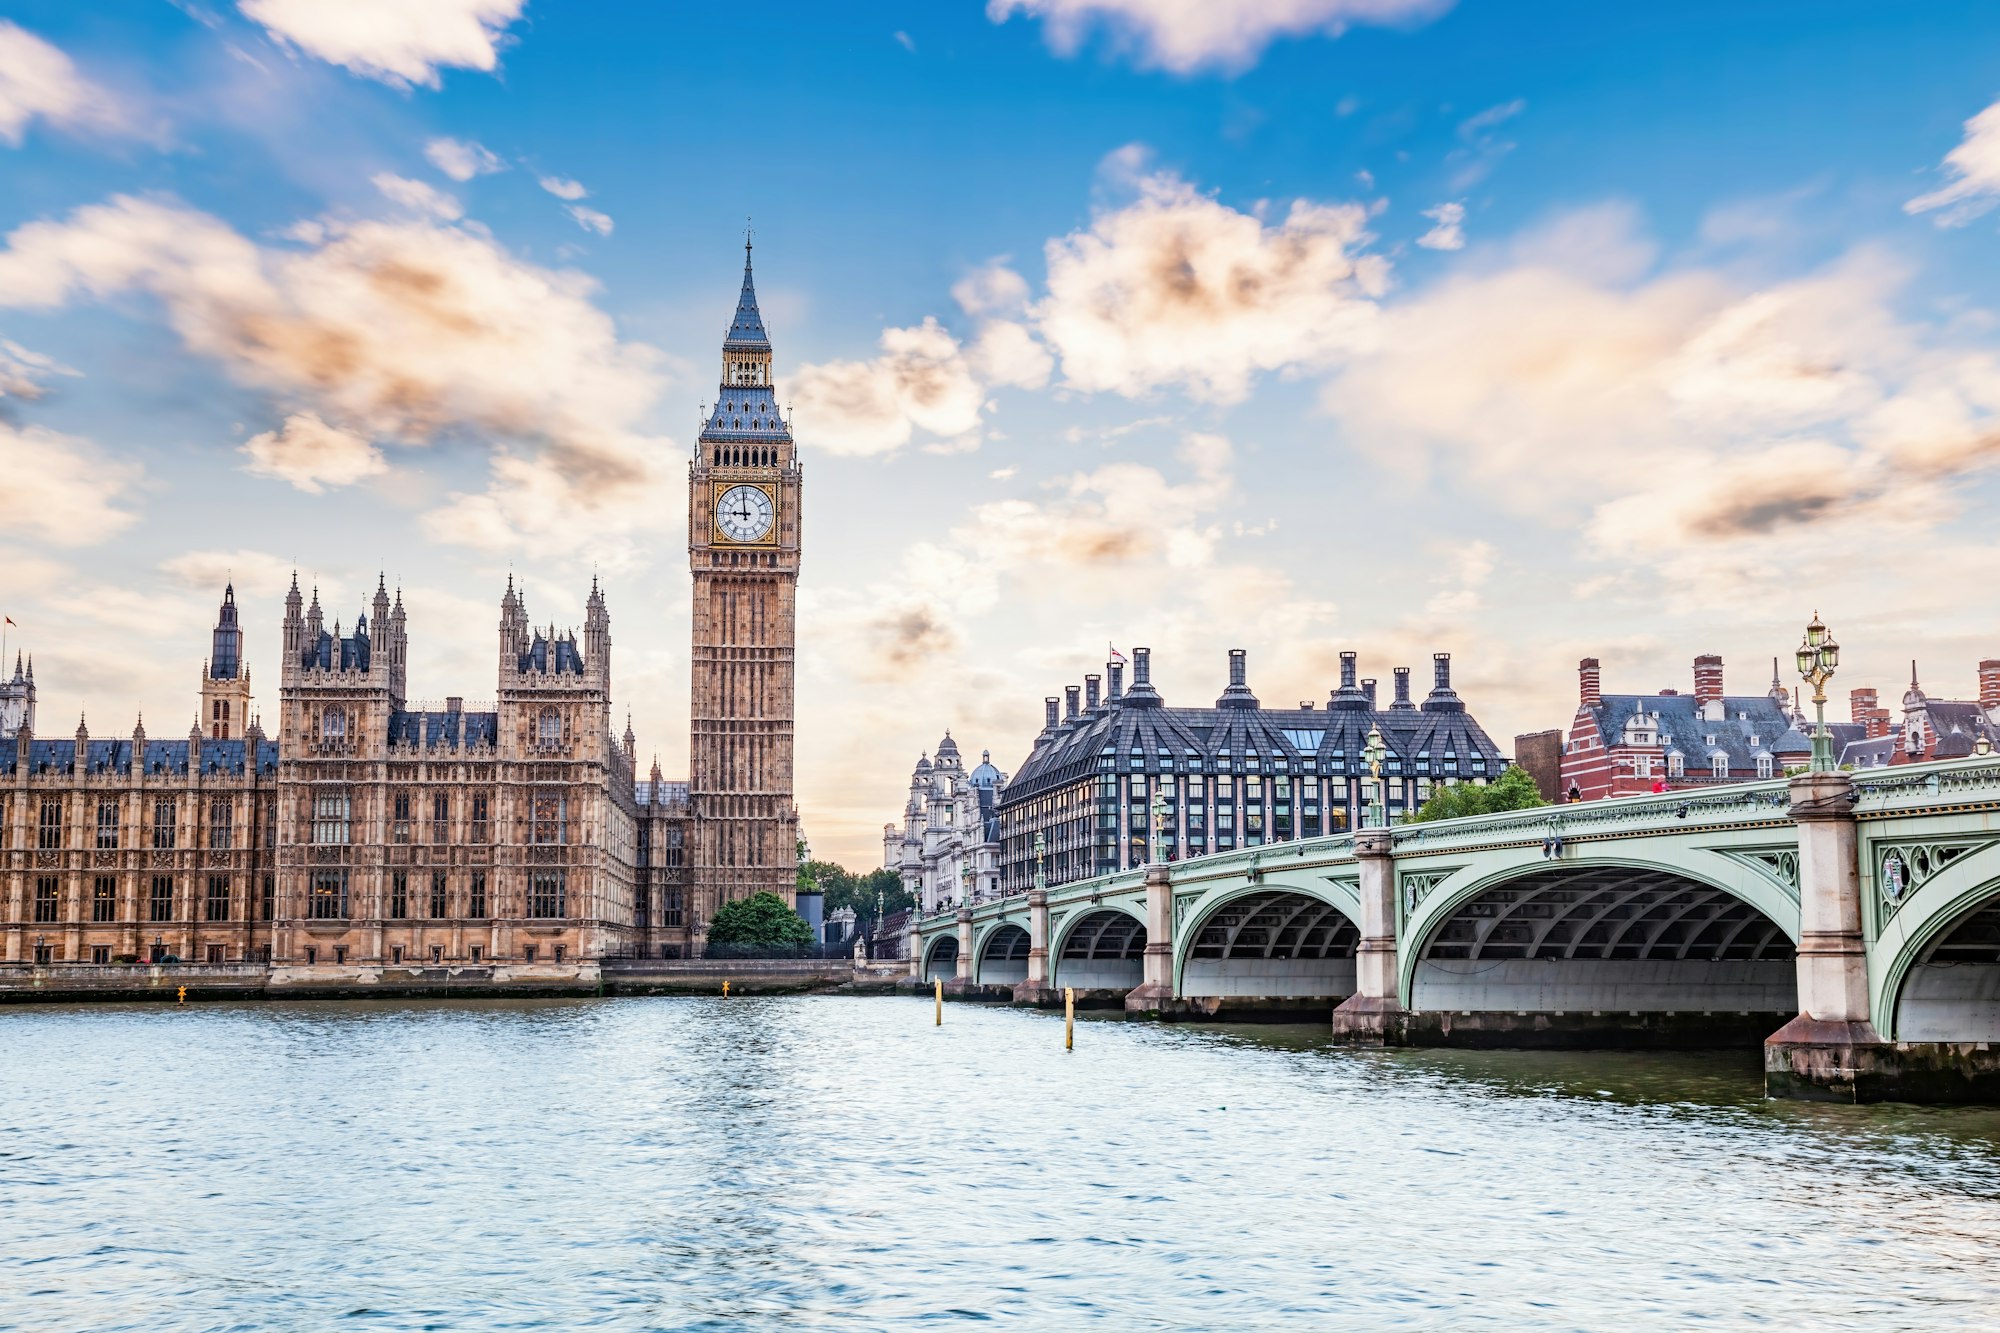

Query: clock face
714;484;775;543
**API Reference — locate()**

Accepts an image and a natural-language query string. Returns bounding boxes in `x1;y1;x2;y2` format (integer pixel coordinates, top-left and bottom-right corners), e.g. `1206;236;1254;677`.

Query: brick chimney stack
1578;658;1602;708
1981;659;2000;712
1694;654;1724;720
1850;687;1891;740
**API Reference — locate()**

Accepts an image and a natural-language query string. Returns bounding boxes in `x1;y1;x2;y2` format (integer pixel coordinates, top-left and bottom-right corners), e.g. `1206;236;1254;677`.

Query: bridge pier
1330;829;1408;1044
1766;770;1903;1101
1008;888;1061;1007
1124;864;1175;1016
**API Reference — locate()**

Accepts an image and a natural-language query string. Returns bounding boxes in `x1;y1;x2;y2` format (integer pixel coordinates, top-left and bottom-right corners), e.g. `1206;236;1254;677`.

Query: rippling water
4;997;2000;1330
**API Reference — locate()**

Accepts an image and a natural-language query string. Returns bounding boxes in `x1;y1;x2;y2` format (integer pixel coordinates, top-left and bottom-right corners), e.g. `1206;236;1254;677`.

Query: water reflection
2;995;1998;1329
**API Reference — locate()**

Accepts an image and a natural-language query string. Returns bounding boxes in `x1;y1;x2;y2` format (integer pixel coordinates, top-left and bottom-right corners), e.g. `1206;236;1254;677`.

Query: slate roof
723;244;771;350
701;383;791;443
1911;698;2000;758
1002;673;1505;804
1840;735;1899;769
637;780;690;808
304;616;371;671
517;632;585;676
3;737;278;777
387;709;499;749
1590;692;1811;769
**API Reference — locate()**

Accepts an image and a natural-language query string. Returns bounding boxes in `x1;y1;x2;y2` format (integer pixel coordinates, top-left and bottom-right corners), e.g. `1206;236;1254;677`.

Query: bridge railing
1390;779;1796;852
1852;756;2000;810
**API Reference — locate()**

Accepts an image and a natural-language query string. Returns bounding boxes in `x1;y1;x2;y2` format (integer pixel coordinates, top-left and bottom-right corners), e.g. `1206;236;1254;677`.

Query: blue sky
6;0;2000;863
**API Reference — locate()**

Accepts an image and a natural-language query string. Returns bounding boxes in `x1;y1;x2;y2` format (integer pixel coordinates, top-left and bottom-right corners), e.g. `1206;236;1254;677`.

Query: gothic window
528;869;566;918
532;790;566;845
390;871;408;919
392;791;411;844
265;802;276;848
261;874;275;922
209;798;233;850
312;792;351;845
431;793;449;843
34;876;59;923
153;797;177;849
38;798;62;850
308;870;348;919
92;876;116;923
96;800;119;850
150;875;174;922
538;708;562;748
470;793;490;843
321;709;346;744
469;870;488;919
430;871;447;919
206;875;230;922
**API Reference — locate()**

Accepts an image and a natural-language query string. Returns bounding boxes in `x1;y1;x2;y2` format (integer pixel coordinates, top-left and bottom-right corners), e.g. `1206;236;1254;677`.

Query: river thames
4;997;1999;1330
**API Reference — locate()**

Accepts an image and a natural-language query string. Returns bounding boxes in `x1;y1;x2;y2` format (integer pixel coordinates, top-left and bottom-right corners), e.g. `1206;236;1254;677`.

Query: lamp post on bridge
1032;831;1046;892
1363;723;1390;829
1150;786;1169;864
1796;613;1841;773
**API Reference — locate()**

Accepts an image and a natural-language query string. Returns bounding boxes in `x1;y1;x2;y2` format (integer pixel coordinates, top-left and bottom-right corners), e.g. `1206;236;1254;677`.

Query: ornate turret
202;583;254;739
0;648;34;738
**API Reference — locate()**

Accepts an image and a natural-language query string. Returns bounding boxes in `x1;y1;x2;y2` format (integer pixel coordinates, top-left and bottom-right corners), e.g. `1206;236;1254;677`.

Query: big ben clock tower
689;241;801;931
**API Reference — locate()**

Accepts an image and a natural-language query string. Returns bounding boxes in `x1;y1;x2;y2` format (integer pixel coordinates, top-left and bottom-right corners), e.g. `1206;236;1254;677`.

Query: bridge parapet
1852;757;2000;813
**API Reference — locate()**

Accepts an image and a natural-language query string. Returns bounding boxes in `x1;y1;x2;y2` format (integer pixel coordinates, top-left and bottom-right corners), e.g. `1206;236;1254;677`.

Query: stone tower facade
201;584;254;741
687;241;801;931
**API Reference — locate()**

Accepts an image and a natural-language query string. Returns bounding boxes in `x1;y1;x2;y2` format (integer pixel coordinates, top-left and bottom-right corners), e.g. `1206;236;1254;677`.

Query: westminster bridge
910;759;2000;1102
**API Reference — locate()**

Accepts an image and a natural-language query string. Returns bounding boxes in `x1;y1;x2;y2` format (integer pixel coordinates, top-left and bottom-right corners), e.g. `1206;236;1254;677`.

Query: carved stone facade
0;250;794;967
687;241;800;928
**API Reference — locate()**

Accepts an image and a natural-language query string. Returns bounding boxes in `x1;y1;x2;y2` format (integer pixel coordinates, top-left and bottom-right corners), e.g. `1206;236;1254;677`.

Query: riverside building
993;647;1508;893
0;247;796;969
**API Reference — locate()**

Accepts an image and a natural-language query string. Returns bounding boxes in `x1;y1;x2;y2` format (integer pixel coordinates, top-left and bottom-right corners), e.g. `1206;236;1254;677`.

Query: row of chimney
1035;648;1463;741
1578;655;2000;737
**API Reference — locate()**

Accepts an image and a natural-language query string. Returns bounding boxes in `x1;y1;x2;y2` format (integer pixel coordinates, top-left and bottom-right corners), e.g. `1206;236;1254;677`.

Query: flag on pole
3;617;12;626
1108;643;1126;663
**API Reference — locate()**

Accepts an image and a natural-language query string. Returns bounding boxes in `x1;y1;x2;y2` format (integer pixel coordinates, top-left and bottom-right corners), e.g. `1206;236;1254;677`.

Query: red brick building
1559;654;1814;801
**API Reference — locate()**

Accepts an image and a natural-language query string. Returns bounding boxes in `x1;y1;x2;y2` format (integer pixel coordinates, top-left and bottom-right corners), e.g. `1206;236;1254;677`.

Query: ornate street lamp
1363;723;1390;828
1032;831;1047;892
960;862;973;906
1796;611;1841;772
1150;785;1169;864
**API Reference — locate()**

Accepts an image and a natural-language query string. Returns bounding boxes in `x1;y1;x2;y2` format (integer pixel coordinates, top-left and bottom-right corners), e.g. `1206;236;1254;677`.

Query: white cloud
1416;200;1465;250
1321;205;2000;607
371;172;463;220
240;412;389;492
823;432;1241;679
985;0;1453;74
0;193;672;551
424;136;503;181
0;423;143;545
1907;98;2000;226
1035;154;1386;401
969;319;1053;389
0;338;77;398
237;0;526;88
952;261;1032;317
565;204;614;236
0;21;125;145
538;174;588;201
793;317;984;456
894;30;917;54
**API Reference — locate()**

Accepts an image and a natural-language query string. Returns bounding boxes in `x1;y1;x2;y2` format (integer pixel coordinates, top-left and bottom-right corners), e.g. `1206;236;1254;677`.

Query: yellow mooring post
1065;987;1075;1050
722;978;730;998
177;985;186;1005
934;975;943;1025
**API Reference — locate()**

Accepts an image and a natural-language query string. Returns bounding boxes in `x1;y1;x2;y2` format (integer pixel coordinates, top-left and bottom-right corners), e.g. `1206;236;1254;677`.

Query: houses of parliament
0;248;801;969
